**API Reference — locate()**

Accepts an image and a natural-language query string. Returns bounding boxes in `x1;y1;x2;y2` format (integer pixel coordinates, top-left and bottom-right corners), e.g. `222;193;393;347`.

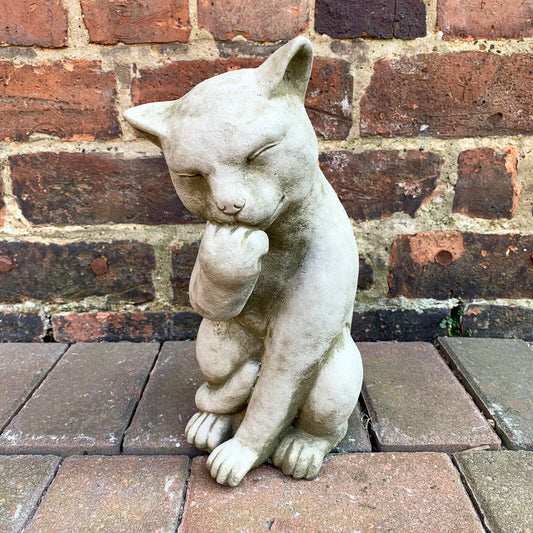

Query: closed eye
179;173;203;178
247;141;279;162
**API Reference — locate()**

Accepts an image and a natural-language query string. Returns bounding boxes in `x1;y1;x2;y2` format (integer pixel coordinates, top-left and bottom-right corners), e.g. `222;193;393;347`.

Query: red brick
319;150;441;221
360;52;533;138
0;313;44;342
180;454;484;532
0;241;155;304
51;311;201;342
453;147;520;219
198;0;308;41
438;0;533;40
389;231;533;299
10;153;201;226
0;0;68;47
0;60;120;142
81;0;190;44
316;0;426;39
463;305;533;340
171;241;200;306
132;57;353;140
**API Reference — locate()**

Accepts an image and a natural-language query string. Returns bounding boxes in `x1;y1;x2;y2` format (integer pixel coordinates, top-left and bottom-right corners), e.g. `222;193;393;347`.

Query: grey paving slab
0;343;159;455
124;341;372;455
360;342;500;452
25;455;189;533
0;455;60;533
439;337;533;450
180;453;484;533
0;344;67;431
455;451;533;533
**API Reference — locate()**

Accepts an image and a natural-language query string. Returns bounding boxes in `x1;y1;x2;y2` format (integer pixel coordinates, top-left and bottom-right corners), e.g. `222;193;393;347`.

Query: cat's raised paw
207;438;259;486
185;411;233;452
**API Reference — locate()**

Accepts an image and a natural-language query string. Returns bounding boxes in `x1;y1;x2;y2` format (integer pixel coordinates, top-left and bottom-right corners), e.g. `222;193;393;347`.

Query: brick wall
0;0;532;342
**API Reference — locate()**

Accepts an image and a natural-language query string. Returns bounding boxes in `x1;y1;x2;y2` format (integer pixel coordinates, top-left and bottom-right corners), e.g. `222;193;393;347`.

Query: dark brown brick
0;0;68;47
0;60;120;142
463;305;533;341
0;313;44;342
51;311;201;343
171;241;200;306
0;241;155;304
389;231;533;299
315;0;426;39
360;52;533;138
198;0;308;41
357;256;373;290
319;150;441;221
10;153;201;226
453;147;520;219
132;57;353;140
80;0;190;44
438;0;533;40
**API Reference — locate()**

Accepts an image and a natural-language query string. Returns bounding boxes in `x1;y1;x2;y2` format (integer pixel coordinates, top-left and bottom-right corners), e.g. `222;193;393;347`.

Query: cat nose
216;199;246;214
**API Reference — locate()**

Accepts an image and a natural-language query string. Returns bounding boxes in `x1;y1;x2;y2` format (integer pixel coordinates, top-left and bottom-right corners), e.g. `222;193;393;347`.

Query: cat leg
186;318;260;452
272;328;362;479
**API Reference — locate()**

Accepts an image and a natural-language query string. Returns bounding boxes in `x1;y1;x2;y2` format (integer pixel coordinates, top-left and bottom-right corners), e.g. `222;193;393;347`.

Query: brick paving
0;338;531;532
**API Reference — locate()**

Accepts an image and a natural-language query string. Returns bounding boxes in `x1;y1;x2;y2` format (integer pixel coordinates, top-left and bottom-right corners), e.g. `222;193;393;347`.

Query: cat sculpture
124;37;363;487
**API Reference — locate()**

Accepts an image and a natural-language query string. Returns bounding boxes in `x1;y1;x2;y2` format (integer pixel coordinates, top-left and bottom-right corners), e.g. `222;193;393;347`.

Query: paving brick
319;150;441;222
52;311;201;343
25;455;189;533
463;305;533;340
0;343;159;455
124;341;371;455
0;344;66;432
0;241;155;304
198;0;308;41
360;52;533;138
389;231;533;299
455;451;533;532
180;453;483;532
453;147;520;219
132;57;353;140
10;153;201;226
439;337;533;450
0;455;60;533
0;313;44;342
0;0;68;47
360;342;500;452
0;60;120;142
81;0;190;44
438;0;533;40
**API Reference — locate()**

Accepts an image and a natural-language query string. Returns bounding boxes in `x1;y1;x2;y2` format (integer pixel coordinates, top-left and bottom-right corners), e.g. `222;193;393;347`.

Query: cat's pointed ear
256;36;313;101
124;101;174;149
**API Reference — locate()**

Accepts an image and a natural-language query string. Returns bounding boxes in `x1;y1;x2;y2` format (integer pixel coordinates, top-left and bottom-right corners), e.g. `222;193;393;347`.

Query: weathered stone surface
361;52;533;138
0;343;159;455
0;241;155;304
0;344;66;432
463;305;533;340
352;308;450;342
131;57;353;139
198;0;308;41
453;147;520;219
438;0;533;40
179;453;483;532
360;342;500;451
439;337;533;450
455;451;533;533
389;231;533;299
0;313;44;342
80;0;190;44
0;455;60;533
51;311;201;343
319;150;441;221
0;61;120;142
0;0;68;47
10;153;202;226
25;455;189;533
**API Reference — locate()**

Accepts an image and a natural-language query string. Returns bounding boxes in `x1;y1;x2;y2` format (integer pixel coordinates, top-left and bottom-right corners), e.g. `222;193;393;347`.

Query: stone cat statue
124;37;362;487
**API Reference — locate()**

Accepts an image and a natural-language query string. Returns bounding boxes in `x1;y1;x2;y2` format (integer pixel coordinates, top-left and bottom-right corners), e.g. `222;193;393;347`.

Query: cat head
124;37;318;229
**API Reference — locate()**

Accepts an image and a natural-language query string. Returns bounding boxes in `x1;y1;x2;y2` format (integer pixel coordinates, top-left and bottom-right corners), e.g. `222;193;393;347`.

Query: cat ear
256;36;313;101
123;101;174;149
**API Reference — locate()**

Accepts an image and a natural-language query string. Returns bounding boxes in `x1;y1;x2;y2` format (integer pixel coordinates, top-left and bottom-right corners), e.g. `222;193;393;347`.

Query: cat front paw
185;411;233;452
206;438;260;486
